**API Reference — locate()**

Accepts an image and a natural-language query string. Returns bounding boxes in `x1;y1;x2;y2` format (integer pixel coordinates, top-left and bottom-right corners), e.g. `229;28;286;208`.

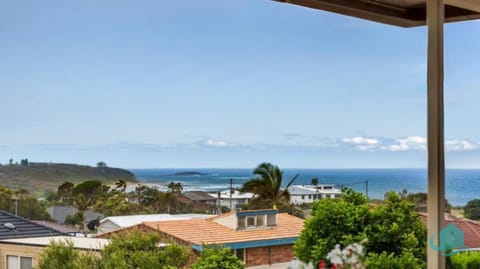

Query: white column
426;0;445;268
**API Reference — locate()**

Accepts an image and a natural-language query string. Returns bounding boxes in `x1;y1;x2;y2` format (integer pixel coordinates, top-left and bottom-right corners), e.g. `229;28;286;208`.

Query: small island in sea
174;171;208;176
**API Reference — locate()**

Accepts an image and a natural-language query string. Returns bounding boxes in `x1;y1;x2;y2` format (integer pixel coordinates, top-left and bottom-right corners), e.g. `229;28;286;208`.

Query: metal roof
100;213;213;228
183;191;218;201
0;236;110;251
274;0;480;27
0;210;65;239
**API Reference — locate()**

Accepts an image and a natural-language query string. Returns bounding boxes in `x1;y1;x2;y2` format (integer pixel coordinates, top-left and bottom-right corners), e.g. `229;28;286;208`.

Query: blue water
130;168;480;206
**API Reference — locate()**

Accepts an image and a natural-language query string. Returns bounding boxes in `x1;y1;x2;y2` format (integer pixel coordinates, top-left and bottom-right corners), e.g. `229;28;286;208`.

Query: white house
209;189;254;211
287;184;341;204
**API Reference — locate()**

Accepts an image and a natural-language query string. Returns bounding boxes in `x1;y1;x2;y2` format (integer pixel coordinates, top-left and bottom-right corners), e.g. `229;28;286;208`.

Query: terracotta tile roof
418;212;480;248
143;213;304;246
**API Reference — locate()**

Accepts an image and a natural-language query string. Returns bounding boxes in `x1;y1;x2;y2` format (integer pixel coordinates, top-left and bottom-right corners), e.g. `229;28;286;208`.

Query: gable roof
47;206;104;224
183;191;217;201
418;212;480;248
32;220;81;234
143;213;304;249
0;210;65;239
100;213;213;228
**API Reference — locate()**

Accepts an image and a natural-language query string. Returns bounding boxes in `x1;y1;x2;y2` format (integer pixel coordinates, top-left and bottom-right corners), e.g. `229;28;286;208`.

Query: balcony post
426;0;445;268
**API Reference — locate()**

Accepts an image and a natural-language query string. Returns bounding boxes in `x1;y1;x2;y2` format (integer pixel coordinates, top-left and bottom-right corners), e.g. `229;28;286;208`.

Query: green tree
294;189;369;264
403;190;451;213
95;192;130;217
311;178;319;186
102;229;190;269
167;182;183;194
0;185;14;211
75;193;88;233
464;199;480;220
115;179;127;193
57;181;75;204
240;162;298;209
191;247;244;269
295;189;426;268
39;240;80;269
72;180;103;202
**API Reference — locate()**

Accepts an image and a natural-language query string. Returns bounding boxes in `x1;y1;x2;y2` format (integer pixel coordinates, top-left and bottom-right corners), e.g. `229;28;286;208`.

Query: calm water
130;168;480;206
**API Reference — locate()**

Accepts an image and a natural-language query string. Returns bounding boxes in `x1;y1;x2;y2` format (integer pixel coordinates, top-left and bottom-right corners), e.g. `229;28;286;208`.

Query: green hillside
0;162;136;193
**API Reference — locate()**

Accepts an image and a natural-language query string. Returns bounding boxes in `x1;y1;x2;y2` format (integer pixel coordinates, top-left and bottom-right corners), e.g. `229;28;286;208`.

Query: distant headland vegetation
173;171;208;176
0;159;136;194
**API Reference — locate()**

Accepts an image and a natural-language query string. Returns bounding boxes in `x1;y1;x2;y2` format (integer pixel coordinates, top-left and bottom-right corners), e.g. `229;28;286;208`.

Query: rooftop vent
4;223;16;230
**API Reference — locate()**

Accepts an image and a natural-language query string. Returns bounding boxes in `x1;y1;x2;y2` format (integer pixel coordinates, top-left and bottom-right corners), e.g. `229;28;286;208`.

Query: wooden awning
274;0;480;27
273;0;479;268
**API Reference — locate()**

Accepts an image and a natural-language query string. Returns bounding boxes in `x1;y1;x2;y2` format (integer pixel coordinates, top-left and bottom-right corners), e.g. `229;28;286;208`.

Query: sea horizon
130;168;480;207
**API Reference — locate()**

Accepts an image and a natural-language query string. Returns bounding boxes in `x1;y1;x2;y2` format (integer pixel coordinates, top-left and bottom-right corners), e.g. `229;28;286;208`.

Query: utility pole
230;179;233;211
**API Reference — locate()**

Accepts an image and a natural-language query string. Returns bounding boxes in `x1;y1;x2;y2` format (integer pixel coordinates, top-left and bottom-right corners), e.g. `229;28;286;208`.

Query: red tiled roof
418;212;480;248
143;213;304;245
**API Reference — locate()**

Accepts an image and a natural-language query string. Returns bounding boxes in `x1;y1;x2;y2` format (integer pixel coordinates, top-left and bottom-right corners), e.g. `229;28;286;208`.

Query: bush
39;229;190;269
294;189;426;268
191;247;244;269
464;199;480;220
448;251;480;269
366;251;422;269
39;241;100;269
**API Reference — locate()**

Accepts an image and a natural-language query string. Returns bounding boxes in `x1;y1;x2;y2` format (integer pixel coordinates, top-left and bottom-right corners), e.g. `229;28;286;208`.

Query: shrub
448;251;480;269
191;247;244;269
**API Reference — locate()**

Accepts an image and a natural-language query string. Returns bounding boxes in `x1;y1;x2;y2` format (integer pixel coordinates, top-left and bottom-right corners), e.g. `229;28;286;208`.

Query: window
247;216;256;227
237;216;246;229
256;215;265;227
308;195;312;199
301;195;305;200
7;256;32;269
267;214;276;227
235;248;245;262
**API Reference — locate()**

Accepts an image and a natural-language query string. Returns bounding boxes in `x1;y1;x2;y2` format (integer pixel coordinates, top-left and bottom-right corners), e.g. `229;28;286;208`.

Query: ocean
130;168;480;206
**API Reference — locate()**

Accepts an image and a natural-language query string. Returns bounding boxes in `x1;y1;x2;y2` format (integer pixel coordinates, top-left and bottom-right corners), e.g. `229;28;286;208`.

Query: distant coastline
131;168;480;206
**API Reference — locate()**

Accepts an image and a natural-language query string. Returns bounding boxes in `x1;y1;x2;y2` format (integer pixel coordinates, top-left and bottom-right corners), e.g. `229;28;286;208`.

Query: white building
209;189;254;211
287;184;341;204
98;213;213;234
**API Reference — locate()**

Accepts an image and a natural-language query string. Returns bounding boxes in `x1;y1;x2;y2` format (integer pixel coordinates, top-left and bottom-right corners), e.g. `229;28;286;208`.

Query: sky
1;0;480;169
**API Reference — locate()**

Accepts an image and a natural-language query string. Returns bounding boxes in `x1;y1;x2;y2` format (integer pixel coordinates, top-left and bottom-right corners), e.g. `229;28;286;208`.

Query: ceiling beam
445;0;480;13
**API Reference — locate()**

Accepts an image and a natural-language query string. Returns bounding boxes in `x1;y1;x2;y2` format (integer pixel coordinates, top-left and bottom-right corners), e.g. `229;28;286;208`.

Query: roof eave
274;0;480;27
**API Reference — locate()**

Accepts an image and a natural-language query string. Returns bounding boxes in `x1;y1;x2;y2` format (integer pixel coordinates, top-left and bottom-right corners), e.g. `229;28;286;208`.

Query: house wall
0;243;43;269
218;198;249;210
245;244;294;267
98;220;121;234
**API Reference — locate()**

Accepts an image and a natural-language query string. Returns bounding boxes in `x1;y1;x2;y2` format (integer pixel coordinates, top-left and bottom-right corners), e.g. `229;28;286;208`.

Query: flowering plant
326;240;367;269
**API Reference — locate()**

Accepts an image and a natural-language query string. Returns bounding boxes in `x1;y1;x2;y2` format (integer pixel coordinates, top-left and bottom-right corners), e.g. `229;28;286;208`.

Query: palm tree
240;162;298;210
115;179;127;193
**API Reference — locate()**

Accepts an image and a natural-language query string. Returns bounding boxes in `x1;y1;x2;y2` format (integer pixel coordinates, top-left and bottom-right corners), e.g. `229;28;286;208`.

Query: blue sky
1;0;480;168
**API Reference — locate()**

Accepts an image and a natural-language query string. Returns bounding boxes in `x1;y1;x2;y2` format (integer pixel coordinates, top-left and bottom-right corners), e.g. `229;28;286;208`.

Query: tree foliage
294;189;426;268
464;199;480;220
191;247;244;269
39;230;190;269
240;162;298;209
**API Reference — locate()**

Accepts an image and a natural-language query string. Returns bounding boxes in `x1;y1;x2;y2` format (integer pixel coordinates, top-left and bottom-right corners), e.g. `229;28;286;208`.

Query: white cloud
381;136;426;152
446;140;478;151
341;136;379;151
342;136;379;145
205;139;227;147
